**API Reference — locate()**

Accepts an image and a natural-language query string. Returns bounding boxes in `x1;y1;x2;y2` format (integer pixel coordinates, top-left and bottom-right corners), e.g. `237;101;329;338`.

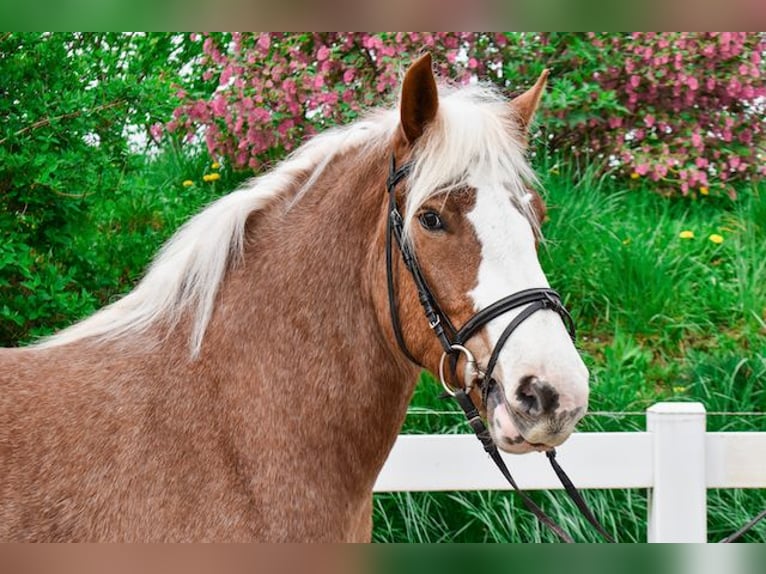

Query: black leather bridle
385;155;576;388
385;154;613;543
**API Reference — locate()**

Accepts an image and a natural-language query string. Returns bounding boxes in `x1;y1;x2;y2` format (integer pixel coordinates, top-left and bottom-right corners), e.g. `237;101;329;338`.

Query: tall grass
375;168;766;542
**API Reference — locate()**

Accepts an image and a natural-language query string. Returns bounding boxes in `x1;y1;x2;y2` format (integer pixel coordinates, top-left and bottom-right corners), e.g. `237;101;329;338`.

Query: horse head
384;54;589;453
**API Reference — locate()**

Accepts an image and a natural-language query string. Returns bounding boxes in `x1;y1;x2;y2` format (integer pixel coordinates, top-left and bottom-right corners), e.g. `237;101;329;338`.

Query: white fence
373;402;766;542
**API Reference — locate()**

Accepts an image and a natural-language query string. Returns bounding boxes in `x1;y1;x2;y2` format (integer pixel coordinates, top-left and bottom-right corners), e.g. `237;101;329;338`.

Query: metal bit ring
439;344;482;396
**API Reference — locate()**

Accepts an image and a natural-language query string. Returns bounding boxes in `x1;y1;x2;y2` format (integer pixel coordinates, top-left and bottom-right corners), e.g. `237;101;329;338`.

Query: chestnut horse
0;54;589;541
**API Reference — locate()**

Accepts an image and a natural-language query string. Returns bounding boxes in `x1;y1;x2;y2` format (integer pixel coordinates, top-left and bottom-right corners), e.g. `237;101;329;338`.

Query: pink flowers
597;32;764;193
167;33;765;191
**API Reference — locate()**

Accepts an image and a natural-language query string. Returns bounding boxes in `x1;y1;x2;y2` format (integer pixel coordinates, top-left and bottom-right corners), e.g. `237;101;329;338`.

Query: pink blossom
149;123;163;141
257;34;271;52
211;95;227;118
277;119;294;136
220;65;234;86
167;32;764;193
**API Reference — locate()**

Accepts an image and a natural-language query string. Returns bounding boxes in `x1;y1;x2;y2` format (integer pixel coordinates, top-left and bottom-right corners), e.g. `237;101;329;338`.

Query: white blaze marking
466;179;589;416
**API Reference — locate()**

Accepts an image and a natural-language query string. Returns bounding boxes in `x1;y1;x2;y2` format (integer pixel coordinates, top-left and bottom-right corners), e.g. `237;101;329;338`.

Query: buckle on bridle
438;344;483;397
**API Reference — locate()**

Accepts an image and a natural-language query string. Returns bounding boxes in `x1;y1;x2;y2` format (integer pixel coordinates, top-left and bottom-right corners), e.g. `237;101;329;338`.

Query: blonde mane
38;82;537;355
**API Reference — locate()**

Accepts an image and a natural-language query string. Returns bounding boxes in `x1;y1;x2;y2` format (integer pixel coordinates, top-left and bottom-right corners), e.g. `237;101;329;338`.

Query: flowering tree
594;32;765;198
168;33;765;197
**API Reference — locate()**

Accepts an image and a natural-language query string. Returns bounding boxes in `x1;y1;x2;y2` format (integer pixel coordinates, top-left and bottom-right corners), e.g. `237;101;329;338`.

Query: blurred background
1;32;764;542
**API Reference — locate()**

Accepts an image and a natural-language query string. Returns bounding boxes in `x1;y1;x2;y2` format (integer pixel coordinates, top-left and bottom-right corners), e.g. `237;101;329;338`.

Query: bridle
385;154;612;543
385;155;576;394
385;155;766;543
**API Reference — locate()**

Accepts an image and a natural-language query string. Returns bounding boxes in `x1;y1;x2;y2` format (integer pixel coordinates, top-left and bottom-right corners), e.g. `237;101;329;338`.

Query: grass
374;166;766;542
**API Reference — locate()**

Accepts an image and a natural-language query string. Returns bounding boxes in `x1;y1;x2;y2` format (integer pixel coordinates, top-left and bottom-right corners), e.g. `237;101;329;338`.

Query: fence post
646;402;707;542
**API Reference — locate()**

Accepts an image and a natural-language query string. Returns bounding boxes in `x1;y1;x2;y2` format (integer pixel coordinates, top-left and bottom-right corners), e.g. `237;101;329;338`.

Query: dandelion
211;161;221;169
630;172;640;179
699;186;709;196
708;233;724;244
203;173;221;182
182;180;194;187
679;230;694;239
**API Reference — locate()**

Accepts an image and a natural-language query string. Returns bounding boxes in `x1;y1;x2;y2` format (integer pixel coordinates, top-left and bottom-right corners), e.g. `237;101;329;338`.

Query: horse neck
196;147;420;493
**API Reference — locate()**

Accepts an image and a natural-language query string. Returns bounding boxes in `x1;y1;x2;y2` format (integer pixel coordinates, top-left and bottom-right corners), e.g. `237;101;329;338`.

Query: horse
0;54;589;542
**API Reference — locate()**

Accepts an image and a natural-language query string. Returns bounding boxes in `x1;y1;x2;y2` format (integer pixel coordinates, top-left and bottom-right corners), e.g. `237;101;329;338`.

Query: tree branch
0;99;127;146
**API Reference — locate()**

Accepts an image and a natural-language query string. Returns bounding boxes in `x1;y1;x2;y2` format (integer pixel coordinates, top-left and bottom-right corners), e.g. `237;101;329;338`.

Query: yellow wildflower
203;173;221;182
182;180;194;187
630;172;640;179
679;230;694;239
708;233;724;244
699;186;709;196
211;161;221;169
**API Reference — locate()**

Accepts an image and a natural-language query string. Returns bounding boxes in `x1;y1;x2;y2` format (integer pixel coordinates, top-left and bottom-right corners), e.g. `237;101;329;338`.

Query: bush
0;33;201;345
169;33;765;197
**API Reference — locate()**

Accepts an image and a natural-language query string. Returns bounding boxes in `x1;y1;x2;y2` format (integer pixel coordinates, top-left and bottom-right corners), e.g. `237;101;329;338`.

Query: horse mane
36;82;537;356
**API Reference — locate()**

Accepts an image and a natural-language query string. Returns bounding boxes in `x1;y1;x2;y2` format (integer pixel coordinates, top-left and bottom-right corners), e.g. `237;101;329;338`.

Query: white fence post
647;402;707;542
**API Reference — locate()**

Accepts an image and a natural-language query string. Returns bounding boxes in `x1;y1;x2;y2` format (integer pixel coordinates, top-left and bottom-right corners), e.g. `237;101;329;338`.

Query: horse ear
510;69;549;132
400;53;439;144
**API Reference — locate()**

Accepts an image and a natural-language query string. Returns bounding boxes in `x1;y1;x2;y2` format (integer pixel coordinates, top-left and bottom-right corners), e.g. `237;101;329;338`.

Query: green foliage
0;33;203;345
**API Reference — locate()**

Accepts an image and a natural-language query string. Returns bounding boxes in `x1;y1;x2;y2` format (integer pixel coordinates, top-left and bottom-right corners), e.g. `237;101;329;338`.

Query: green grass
375;167;766;542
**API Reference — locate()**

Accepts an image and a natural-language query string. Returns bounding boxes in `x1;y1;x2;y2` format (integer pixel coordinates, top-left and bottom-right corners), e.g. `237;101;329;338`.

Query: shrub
0;33;200;344
170;33;765;197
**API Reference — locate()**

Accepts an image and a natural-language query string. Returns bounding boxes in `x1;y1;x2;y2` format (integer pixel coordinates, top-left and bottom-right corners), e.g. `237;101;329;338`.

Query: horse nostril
515;376;560;417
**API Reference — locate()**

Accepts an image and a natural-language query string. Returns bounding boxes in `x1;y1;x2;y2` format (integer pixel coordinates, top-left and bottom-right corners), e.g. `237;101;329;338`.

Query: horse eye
419;211;444;231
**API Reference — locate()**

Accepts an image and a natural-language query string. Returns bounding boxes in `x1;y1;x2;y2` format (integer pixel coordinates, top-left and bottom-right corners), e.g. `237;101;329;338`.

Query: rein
385;155;612;543
385;155;766;543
